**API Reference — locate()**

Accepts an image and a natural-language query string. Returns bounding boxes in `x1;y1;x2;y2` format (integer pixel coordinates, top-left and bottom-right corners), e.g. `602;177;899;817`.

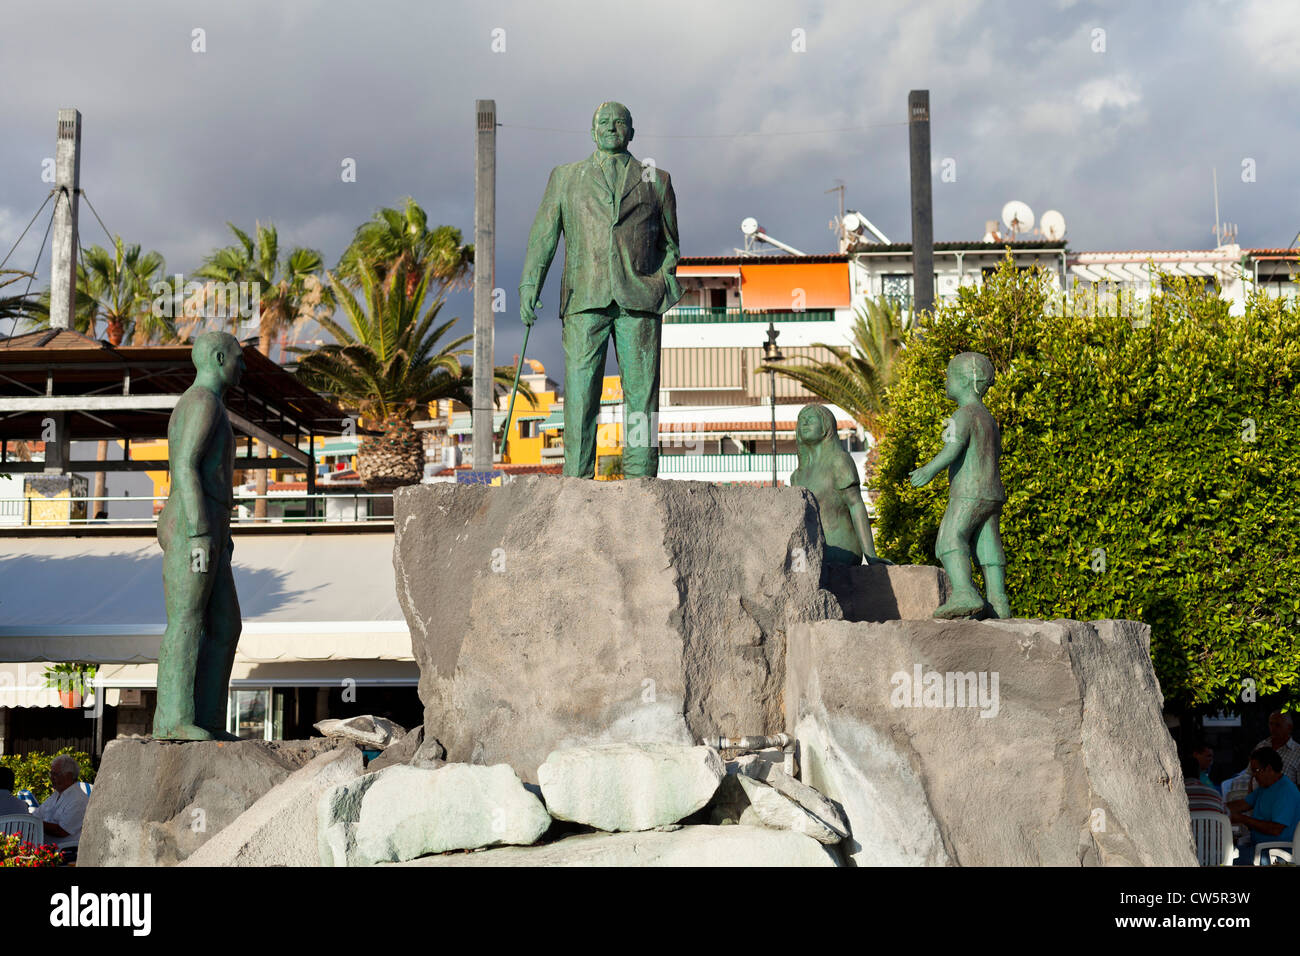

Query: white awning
0;531;412;665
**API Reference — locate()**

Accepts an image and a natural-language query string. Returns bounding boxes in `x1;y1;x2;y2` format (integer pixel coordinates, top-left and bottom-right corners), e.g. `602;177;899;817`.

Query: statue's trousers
561;303;661;478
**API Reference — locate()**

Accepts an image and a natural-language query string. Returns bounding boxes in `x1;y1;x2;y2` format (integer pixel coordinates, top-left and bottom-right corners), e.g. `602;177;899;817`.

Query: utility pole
472;99;496;474
50;108;81;331
908;91;934;317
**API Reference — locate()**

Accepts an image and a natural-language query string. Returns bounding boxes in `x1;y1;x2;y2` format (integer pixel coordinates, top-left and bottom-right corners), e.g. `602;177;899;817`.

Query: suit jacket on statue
519;150;683;317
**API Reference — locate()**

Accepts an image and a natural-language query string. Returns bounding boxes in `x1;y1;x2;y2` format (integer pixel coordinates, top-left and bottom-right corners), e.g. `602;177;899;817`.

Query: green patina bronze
152;331;245;741
909;351;1011;619
790;404;888;566
519;102;682;478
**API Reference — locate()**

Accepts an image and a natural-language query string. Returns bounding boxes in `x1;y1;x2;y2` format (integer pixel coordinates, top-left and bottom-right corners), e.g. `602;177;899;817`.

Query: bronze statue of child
909;351;1011;619
790;403;887;566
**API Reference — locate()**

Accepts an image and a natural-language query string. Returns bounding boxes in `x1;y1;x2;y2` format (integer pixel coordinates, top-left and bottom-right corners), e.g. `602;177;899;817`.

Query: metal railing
663;307;837;324
657;453;798;474
0;492;396;527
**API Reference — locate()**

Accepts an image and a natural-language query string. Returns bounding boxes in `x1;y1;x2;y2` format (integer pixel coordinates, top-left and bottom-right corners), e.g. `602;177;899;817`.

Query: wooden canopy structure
0;330;350;494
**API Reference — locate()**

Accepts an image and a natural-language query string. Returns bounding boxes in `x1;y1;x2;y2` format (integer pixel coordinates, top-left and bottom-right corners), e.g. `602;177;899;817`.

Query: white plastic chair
0;812;44;847
1190;811;1236;865
1253;841;1293;865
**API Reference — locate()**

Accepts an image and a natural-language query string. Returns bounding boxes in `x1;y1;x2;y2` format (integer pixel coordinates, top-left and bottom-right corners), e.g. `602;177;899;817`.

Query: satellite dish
740;217;760;237
841;212;864;235
1040;209;1066;241
1001;200;1035;234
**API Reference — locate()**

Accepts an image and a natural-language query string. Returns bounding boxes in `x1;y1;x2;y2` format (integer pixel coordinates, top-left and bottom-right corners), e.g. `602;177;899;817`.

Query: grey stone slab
318;763;550;866
392;478;841;782
80;738;344;867
537;742;723;832
181;746;364;867
823;563;951;622
785;617;1198;867
392;825;840;867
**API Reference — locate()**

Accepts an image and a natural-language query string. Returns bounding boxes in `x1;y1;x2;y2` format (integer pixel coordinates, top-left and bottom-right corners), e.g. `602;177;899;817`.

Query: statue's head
591;102;634;154
946;351;994;400
193;330;245;389
795;404;838;454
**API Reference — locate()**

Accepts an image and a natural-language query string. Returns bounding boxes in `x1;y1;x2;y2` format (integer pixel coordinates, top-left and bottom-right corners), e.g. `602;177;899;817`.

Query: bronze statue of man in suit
518;102;682;478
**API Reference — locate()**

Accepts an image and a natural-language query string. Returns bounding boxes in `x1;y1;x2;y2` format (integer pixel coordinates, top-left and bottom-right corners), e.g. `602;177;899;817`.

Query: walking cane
498;321;532;459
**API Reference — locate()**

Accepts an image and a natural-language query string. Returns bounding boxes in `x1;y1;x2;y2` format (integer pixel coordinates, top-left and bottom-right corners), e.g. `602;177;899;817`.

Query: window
709;288;728;309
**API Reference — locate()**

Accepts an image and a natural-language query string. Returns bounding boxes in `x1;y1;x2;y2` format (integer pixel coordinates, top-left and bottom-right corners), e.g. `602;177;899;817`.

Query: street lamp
761;320;784;487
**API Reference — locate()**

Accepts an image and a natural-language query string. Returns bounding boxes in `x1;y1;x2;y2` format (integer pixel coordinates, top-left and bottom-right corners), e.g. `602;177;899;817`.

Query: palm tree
0;269;41;330
294;262;527;491
195;222;330;517
80;238;170;346
336;198;474;299
757;296;915;443
195;222;329;357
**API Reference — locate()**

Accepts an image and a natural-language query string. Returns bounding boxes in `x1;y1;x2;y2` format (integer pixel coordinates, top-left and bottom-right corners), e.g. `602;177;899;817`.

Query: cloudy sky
2;0;1296;374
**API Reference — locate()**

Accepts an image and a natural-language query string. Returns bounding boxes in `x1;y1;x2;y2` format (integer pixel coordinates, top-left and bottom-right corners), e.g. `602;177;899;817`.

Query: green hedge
872;255;1300;707
0;748;96;804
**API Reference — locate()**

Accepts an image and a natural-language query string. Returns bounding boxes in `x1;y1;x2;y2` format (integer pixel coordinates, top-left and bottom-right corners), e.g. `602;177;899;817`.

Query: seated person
34;755;90;859
1190;740;1216;789
1227;747;1300;865
0;766;30;815
1182;752;1227;816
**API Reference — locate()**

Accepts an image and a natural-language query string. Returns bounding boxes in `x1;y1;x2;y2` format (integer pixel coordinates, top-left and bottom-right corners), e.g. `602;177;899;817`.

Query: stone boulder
364;726;446;773
80;738;344;867
180;746;364;867
393;478;840;781
393;825;840;867
823;564;950;622
734;762;849;843
537;742;724;832
785;617;1198;866
318;763;550;866
313;715;405;749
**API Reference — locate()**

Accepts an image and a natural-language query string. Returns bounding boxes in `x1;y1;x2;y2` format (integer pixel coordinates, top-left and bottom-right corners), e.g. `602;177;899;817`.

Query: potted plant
42;663;95;709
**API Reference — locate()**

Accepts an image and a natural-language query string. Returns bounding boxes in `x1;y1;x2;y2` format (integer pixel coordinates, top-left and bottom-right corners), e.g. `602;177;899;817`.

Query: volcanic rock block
392;825;840;867
80;738;344;867
181;745;364;867
785;617;1198;867
393;478;841;782
823;563;951;622
318;763;551;866
537;743;724;832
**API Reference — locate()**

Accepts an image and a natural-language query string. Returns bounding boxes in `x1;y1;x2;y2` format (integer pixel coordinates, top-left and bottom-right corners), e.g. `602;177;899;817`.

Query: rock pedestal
785;617;1197;866
80;738;347;867
823;563;950;622
392;478;840;782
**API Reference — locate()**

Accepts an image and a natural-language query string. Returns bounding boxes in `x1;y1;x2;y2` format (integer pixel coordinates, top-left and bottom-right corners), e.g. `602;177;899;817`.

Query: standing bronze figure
153;331;244;740
518;102;682;478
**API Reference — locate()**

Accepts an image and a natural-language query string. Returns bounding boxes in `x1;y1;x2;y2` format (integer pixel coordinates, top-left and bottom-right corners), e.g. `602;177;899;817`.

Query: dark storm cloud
2;0;1296;374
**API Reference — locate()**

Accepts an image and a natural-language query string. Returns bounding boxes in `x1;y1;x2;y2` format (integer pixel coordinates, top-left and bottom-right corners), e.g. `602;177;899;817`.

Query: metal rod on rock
498;322;532;459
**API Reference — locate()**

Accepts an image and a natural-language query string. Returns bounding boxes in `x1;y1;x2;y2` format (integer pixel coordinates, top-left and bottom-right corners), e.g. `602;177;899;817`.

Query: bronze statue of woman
790;404;888;566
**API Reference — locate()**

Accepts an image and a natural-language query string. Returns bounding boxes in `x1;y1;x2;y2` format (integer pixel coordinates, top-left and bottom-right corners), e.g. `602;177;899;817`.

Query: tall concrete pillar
50;108;81;331
472;100;496;472
908;91;934;317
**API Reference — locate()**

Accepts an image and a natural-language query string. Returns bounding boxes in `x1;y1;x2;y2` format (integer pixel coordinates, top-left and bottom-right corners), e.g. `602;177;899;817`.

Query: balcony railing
657;453;798;474
663;307;837;324
0;493;396;528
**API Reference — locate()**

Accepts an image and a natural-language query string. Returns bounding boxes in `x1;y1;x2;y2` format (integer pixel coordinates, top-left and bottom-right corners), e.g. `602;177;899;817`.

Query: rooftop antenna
1039;209;1067;242
740;217;806;256
1001;200;1034;241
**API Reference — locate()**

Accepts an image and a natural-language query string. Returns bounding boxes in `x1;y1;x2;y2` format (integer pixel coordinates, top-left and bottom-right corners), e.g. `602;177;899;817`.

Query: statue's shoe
204;728;240;742
151;723;214;741
933;595;988;620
